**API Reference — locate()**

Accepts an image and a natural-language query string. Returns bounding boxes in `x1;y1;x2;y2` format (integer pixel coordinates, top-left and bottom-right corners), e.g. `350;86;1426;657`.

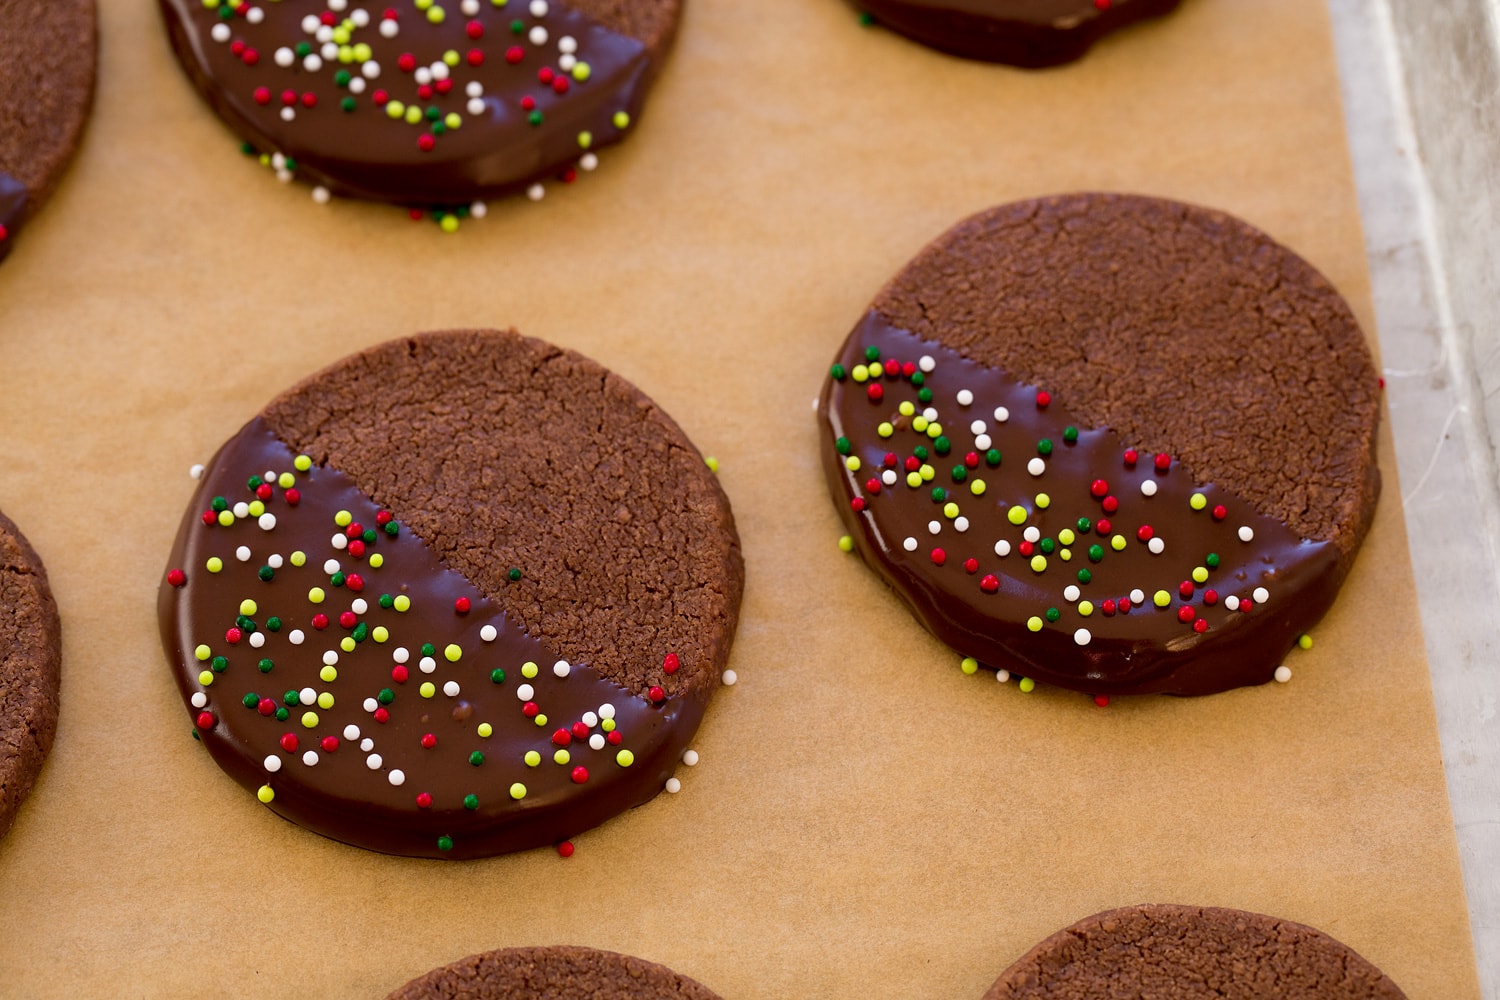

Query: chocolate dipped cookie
818;194;1380;697
159;330;742;858
0;510;62;840
0;0;97;264
387;946;724;999
854;0;1182;66
159;0;679;212
985;904;1408;998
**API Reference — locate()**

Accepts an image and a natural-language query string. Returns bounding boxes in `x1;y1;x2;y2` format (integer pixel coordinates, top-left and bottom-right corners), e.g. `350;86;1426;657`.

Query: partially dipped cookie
386;946;724;999
159;0;679;211
0;509;62;840
159;330;742;858
0;0;97;264
985;904;1408;998
854;0;1182;67
818;194;1380;697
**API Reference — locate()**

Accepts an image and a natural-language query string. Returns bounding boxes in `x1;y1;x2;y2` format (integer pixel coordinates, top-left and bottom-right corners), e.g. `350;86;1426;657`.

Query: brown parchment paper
0;0;1479;997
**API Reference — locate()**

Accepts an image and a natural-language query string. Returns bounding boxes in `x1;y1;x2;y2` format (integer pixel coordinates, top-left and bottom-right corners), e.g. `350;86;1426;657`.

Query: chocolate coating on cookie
985;904;1408;998
160;330;741;858
0;0;97;262
819;194;1379;696
160;0;679;205
0;510;62;840
856;0;1182;66
386;946;724;999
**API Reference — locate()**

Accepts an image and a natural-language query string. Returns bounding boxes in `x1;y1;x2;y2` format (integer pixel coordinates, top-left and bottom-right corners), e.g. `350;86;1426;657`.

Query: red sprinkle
252;86;271;105
850;498;865;513
606;730;623;746
901;362;916;377
1093;694;1110;706
506;45;524;64
373;707;391;724
167;568;187;588
376;511;393;526
1239;600;1253;613
1036;390;1051;408
257;698;275;716
201;511;217;526
348;540;366;558
284;488;301;506
256;483;273;501
465;19;484;38
1090;479;1109;498
866;383;884;402
1193;618;1209;633
1101;496;1119;514
663;652;680;675
338;611;357;628
418;134;436;152
648;686;666;704
552;728;572;747
1101;599;1116;616
522;702;540;718
1211;504;1228;521
454;597;471;614
345;573;365;592
884;359;901;377
320;736;339;753
421;733;437;749
904;456;921;472
1203;589;1218;605
963;557;979;574
931;548;947;566
964;452;980;469
391;665;409;683
571;721;590;740
557;840;575;857
571;767;589;784
1018;540;1035;557
1154;452;1172;472
225;627;243;645
980;574;1000;594
280;733;299;752
1118;598;1132;613
416;792;433;809
864;478;881;494
1178;580;1194;599
1177;606;1195;623
397;52;417;72
312;613;330;630
1096;518;1113;535
1123;449;1139;467
1136;525;1154;542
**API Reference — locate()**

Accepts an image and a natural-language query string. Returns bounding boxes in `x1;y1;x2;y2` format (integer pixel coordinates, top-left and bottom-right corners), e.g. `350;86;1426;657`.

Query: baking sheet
0;0;1479;996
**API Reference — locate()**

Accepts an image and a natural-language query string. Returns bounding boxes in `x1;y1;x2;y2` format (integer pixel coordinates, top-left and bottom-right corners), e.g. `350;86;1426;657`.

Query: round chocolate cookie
386;946;724;999
985;904;1408;998
0;509;62;840
818;193;1380;697
854;0;1182;67
0;0;97;264
159;329;742;858
159;0;680;209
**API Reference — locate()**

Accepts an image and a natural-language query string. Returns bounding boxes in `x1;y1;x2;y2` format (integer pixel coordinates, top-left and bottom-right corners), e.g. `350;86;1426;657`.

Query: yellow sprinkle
1298;634;1314;650
1030;555;1047;573
898;402;915;417
522;661;539;679
509;782;527;800
385;100;405;120
1059;529;1076;545
553;749;571;765
616;749;635;767
442;49;460;66
369;553;384;569
198;670;214;686
440;216;459;234
906;472;922;489
1019;677;1036;693
372;626;389;643
838;535;854;553
524;750;541;767
477;723;493;738
334;510;352;527
926;423;942;440
290;551;306;567
195;645;212;662
217;510;235;527
404;105;423;125
844;456;861;472
877;422;894;438
919;465;935;482
534;714;548;727
258;153;270;166
601;718;616;733
609;106;628;127
1026;617;1043;632
419;682;435;699
340;637;355;653
444;644;462;663
960;657;979;675
970;480;986;496
575;62;593;82
1059;549;1072;562
206;556;225;574
320;666;337;683
257;785;275;804
1007;506;1027;526
308;587;325;604
301;711;318;728
393;595;411;612
943;502;959;519
1078;601;1094;617
317;692;334;710
336;42;352;59
426;6;445;23
1153;590;1171;608
1190;492;1208;511
705;457;719;473
294;455;312;472
1034;493;1051;509
1111;535;1127;551
1192;566;1209;584
851;365;868;383
248;500;265;517
912;416;929;433
352;43;372;62
577;130;592;149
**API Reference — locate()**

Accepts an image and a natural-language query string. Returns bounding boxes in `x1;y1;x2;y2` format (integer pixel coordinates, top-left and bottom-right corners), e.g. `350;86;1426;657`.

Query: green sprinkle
951;466;967;482
1063;426;1079;444
909;372;925;387
917;387;933;403
266;616;282;632
258;566;274;581
211;656;229;673
1077;569;1092;584
933;436;950;456
274;708;289;722
284;690;300;706
830;364;847;381
247;476;263;490
1206;553;1220;568
490;668;506;684
352;623;369;642
1076;517;1092;533
985;449;1002;467
1039;538;1055;555
1045;607;1061;623
437;835;454;852
421;643;436;657
835;436;851;456
864;346;881;362
341;96;357;112
463;794;480;810
379;594;395;609
242;693;259;709
914;446;929;461
930;488;947;503
507;568;522;581
384;521;400;536
1037;439;1053;456
469;751;485;766
211;496;228;512
1088;544;1105;562
258;658;274;673
377;688;395;705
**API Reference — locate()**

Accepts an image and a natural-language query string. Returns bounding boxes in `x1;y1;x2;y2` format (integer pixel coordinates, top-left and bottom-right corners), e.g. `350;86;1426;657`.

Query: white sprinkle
268;554;283;569
302;750;320;767
322;650;338;666
1238;526;1255;542
323;559;340;575
600;704;616;720
1074;628;1092;646
470;200;488;218
300;14;320;33
558;53;576;71
1023;526;1041;543
682;749;700;766
259;513;277;530
722;669;738;686
328;0;347;11
1225;595;1241;611
996;669;1010;683
262;470;275;484
919;355;936;373
882;469;898;486
589;734;606;750
528;25;548;45
311;186;330;205
320;42;339;61
366;754;382;770
246;7;263;23
902;537;918;552
350;8;370;26
1253;587;1270;604
993;406;1010;423
299;687;316;706
429;61;449;81
343;725;360;741
559;34;578;53
289;629;305;645
530;0;549;13
249;632;265;649
1064;585;1081;602
393;647;410;664
271;153;287;170
579;152;598;171
969;420;986;435
462;0;480;13
928;520;942;535
191;692;208;709
1028;458;1046;476
264;755;282;773
415;67;433;86
1148;537;1165;555
1129;589;1146;605
331;533;348;550
419;656;436;674
922;407;939;422
361;60;381;79
582;711;598;728
994;539;1011;557
957;389;974;407
349;76;366;94
351;599;367;614
235;546;252;562
303;54;323;72
553;660;571;678
443;681;460;697
665;777;682;794
211;23;231;42
389;770;406;786
526;183;545;201
233;502;250;518
190;463;205;479
1274;666;1292;683
1141;480;1158;497
359;738;374;752
467;97;486;116
378;19;398;37
480;625;497;642
517;683;535;701
279;108;296;123
465;80;484;99
975;434;992;451
275;46;296;67
954;516;970;533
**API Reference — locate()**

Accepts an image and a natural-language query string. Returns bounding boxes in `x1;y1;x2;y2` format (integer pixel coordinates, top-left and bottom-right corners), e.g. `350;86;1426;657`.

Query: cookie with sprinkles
386;946;724;999
158;0;680;214
0;0;98;265
159;329;742;858
984;904;1409;998
0;509;62;840
854;0;1182;67
818;193;1380;697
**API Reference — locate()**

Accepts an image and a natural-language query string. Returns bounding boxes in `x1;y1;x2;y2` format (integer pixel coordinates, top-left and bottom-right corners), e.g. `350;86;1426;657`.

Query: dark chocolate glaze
855;0;1182;66
160;418;701;858
159;0;654;204
819;313;1343;696
0;172;28;264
